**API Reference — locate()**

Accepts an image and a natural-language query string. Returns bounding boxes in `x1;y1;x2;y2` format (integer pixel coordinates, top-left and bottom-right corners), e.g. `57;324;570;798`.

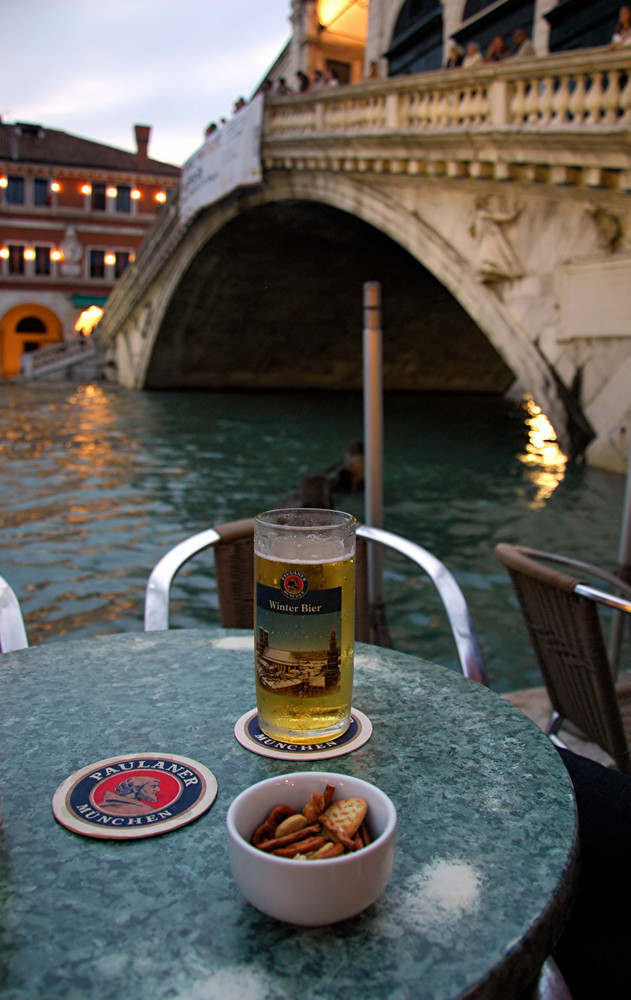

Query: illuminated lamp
50;249;62;261
106;186;117;198
81;183;92;195
0;247;9;259
50;181;61;193
131;189;141;200
75;305;103;336
0;176;7;188
24;248;36;261
155;190;167;203
104;252;116;266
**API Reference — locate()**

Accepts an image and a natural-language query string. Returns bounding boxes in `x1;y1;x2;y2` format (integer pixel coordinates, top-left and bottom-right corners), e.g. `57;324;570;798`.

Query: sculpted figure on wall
60;225;83;277
586;202;622;252
470;197;523;283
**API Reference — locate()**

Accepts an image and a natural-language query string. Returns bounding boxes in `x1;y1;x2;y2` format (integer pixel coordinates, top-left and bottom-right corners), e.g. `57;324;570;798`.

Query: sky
1;0;293;167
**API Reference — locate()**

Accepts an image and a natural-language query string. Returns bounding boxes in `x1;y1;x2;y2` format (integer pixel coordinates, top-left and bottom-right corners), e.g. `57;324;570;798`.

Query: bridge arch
261;169;560;422
131;169;566;443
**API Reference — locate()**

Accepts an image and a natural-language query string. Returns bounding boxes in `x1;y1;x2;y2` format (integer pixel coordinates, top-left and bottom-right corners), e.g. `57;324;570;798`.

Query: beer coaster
234;708;372;760
52;753;218;840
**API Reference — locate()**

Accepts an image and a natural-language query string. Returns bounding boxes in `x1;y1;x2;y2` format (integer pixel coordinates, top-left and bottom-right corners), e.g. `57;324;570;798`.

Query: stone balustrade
263;47;631;188
266;47;631;134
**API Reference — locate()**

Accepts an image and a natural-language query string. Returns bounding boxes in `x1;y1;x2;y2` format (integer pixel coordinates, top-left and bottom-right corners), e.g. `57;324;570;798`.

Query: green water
0;381;626;691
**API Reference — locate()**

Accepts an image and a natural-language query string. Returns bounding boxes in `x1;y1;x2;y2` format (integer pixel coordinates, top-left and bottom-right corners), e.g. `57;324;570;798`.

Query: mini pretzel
249;785;370;860
257;823;322;853
251;803;294;846
273;835;326;858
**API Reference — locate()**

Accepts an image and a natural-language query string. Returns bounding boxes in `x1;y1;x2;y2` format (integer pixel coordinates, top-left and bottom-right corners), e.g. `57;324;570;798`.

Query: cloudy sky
1;0;292;166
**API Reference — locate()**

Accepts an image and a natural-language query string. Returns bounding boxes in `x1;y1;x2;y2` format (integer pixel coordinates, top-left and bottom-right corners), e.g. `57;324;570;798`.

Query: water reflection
0;383;625;693
517;397;567;509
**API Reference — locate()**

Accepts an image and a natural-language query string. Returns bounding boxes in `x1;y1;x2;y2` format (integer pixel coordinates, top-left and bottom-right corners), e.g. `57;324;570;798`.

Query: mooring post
363;281;384;611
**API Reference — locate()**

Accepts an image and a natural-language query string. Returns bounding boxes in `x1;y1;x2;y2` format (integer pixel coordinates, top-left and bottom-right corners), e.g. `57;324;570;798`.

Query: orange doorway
0;303;63;377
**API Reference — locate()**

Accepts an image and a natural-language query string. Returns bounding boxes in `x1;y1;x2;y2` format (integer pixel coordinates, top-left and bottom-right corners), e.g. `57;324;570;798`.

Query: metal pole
617;441;631;575
363;281;384;609
610;440;631;674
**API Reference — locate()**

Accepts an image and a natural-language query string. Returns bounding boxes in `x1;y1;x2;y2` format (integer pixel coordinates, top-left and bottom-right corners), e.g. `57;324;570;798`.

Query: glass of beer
254;508;356;743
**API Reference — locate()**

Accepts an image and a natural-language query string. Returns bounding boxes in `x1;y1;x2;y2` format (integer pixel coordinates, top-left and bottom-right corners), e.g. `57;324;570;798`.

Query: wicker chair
494;543;631;772
0;573;28;652
144;518;488;685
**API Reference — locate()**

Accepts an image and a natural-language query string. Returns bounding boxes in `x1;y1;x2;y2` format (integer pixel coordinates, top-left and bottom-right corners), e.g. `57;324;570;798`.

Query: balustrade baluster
524;81;541;124
435;90;449;127
552;75;571;123
620;70;631;124
510;79;527;123
584;72;603;125
602;70;621;124
460;86;475;125
568;75;586;123
429;90;442;129
415;91;428;129
539;76;555;125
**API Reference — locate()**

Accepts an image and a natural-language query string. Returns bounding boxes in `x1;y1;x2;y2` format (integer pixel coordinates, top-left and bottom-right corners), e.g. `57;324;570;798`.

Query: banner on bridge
179;94;264;225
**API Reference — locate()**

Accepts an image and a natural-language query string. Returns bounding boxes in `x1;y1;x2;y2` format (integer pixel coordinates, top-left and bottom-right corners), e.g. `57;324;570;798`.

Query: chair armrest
0;575;28;652
517;547;631;598
356;525;488;685
144;528;221;631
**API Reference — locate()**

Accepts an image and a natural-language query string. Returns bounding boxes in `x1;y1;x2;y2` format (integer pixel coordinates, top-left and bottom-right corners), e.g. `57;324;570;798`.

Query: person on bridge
463;41;482;67
445;40;464;68
484;34;509;62
510;28;535;59
611;5;631;46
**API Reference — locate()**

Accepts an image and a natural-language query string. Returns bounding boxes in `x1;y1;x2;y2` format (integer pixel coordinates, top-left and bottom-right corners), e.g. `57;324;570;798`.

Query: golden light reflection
518;397;567;509
75;305;103;335
318;0;368;36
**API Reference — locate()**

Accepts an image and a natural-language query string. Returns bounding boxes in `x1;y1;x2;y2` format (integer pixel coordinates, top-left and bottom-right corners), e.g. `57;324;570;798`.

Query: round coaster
52;753;218;840
234;708;372;760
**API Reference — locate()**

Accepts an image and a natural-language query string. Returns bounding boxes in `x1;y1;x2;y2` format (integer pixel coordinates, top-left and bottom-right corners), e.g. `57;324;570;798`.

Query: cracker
323;797;367;837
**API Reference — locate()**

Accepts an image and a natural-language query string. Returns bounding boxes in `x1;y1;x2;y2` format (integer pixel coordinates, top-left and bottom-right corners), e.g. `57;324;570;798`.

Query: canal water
0;381;626;692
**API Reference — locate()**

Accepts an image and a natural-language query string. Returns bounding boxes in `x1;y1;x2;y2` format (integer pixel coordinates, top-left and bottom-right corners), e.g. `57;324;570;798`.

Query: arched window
16;316;47;334
454;0;536;57
385;0;443;75
545;0;621;52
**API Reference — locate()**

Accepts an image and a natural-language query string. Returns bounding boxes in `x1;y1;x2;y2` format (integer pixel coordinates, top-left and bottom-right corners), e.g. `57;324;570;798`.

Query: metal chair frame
0;574;28;652
144;519;488;685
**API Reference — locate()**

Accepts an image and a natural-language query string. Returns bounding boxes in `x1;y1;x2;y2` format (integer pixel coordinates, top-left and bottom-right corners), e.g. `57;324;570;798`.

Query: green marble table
0;629;577;1000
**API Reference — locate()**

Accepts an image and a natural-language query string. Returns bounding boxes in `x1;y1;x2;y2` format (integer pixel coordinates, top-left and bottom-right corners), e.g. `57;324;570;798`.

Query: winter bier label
254;554;355;741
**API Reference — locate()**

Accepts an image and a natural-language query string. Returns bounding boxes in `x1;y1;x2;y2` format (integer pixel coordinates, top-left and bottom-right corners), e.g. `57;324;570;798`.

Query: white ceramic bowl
226;770;397;926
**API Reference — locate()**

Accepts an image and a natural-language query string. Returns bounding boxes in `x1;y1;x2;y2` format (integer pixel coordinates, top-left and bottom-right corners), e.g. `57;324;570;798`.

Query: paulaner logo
52;754;217;840
281;570;308;600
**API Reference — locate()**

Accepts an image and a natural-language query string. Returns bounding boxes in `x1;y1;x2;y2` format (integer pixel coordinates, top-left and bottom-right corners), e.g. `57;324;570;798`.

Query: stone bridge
96;47;631;473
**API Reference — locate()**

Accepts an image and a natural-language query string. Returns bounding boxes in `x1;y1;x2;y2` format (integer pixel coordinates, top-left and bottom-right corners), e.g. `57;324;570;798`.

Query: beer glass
254;508;356;743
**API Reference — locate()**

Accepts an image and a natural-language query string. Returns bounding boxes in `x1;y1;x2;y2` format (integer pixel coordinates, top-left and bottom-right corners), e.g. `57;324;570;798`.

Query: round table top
0;629;577;1000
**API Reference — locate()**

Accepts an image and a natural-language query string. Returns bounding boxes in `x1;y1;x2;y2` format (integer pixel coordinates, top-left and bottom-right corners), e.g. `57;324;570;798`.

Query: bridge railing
264;46;631;138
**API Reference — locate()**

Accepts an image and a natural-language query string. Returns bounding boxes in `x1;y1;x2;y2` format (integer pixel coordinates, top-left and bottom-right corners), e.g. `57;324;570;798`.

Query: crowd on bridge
202;4;631;138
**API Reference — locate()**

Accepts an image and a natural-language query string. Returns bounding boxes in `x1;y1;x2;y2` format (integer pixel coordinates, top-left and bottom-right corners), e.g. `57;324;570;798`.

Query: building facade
0;121;180;378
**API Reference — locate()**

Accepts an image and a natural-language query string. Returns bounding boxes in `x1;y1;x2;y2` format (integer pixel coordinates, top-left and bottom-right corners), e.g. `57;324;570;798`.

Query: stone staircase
19;336;105;381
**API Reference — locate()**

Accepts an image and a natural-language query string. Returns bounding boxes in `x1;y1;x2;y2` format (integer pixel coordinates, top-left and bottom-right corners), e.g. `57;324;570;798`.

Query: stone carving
586;202;621;252
470;197;523;283
60;225;83;277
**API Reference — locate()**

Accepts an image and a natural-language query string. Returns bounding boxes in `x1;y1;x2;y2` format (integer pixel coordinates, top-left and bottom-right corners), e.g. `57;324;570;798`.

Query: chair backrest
0;574;29;652
144;519;488;684
494;542;631;772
